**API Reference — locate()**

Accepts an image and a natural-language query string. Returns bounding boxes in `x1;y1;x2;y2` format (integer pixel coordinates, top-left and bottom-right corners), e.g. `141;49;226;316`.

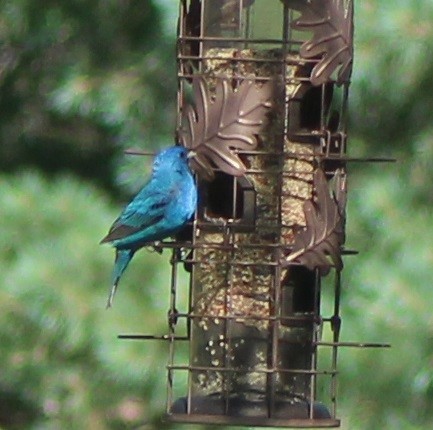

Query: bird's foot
148;242;163;254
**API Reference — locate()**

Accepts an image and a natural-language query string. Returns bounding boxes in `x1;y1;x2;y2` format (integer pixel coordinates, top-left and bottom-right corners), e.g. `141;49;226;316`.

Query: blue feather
101;146;197;307
107;249;134;308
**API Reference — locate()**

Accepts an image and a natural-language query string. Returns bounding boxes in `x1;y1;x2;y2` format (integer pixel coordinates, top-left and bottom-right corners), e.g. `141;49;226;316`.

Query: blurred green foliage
1;0;433;429
0;0;177;196
0;172;184;429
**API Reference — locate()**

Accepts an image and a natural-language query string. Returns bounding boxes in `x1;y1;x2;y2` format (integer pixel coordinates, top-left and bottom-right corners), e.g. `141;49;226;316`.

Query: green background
0;1;432;429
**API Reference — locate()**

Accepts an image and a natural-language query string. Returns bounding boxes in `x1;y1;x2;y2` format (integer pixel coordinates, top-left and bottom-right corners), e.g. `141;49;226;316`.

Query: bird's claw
149;242;163;254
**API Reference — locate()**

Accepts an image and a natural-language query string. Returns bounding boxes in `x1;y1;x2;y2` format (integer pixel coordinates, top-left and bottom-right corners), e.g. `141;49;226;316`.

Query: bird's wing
100;188;174;244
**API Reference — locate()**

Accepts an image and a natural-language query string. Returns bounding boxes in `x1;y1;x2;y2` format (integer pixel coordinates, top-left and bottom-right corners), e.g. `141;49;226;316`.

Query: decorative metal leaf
180;76;273;180
286;0;354;86
283;168;345;275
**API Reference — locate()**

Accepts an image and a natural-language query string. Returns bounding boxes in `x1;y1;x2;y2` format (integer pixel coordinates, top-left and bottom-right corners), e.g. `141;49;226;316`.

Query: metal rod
166;365;338;376
178;35;306;45
119;333;390;349
166;248;179;413
123;147;396;164
118;334;189;340
317;341;391;348
186;200;200;417
331;270;341;418
184;185;200;418
166;414;340;428
128;311;316;324
309;268;321;419
268;246;283;418
224;222;235;415
134;239;358;256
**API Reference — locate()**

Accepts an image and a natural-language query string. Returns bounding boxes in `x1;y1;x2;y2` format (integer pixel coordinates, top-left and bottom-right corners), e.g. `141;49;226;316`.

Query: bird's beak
187;150;197;159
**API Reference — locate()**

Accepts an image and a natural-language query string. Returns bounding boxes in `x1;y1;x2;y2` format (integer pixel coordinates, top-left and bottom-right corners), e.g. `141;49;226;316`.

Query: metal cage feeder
120;0;391;427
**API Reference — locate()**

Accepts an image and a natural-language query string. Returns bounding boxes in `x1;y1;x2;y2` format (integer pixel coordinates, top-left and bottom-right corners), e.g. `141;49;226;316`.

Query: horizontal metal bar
342;249;358;255
119;335;390;349
181;258;343;268
178;54;304;65
118;334;188;341
167;364;338;376
124;148;154;156
178;35;305;46
178;313;320;323
117;314;324;329
123;148;394;163
166;414;341;428
137;239;357;254
334;156;396;163
178;72;320;83
316;341;391;348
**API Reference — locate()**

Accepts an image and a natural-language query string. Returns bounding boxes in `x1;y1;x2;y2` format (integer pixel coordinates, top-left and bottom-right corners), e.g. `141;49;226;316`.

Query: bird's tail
106;249;134;308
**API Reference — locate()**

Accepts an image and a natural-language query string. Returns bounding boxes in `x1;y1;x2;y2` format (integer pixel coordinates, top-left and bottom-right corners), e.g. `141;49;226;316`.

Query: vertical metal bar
268;246;282;418
341;132;346;158
186;198;199;415
224;221;234;415
167;368;174;415
232;176;238;221
177;0;185;133
282;2;290;136
309;268;321;419
243;0;250;49
340;83;350;157
188;187;199;342
321;83;329;158
169;235;180;319
270;11;288;414
282;1;291;52
199;0;205;73
341;83;349;134
331;269;342;418
171;1;186;413
320;82;326;132
180;1;195;414
219;176;240;416
239;0;244;40
167;248;179;413
335;78;345;425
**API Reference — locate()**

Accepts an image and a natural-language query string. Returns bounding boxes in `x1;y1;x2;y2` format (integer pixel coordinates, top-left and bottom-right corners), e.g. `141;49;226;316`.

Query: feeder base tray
167;395;340;428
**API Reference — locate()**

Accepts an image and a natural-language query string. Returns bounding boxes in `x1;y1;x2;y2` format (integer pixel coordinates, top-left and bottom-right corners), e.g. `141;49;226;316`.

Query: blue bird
100;146;197;308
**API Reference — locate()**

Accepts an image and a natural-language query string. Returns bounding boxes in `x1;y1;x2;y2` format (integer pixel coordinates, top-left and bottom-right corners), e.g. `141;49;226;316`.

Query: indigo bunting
100;146;197;308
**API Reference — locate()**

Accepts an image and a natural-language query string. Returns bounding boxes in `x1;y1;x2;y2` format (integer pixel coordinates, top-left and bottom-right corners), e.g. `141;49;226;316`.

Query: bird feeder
120;0;389;427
